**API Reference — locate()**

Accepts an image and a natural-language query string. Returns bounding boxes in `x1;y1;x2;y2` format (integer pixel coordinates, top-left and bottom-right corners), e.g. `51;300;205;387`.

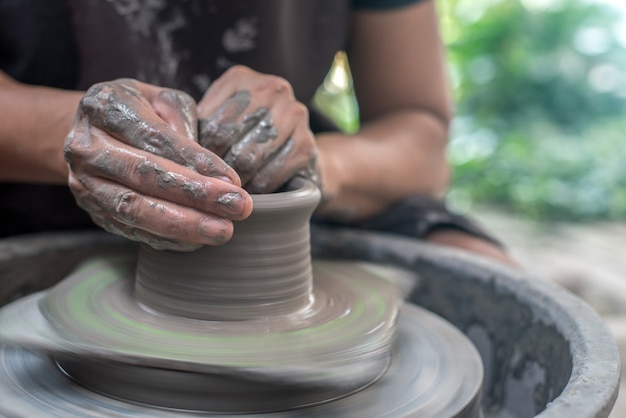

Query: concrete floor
473;208;626;418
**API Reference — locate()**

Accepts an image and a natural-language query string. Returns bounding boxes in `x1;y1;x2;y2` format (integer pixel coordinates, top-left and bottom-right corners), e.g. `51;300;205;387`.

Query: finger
79;178;235;246
198;66;296;117
197;68;297;155
80;81;240;184
67;113;242;190
222;108;283;185
198;91;255;155
124;80;199;141
246;120;318;193
92;215;203;251
200;79;299;183
151;89;198;142
223;99;308;185
72;127;253;220
197;66;259;117
244;138;296;193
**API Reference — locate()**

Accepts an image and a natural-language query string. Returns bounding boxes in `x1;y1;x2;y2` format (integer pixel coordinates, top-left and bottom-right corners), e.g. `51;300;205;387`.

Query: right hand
197;66;321;195
64;79;253;251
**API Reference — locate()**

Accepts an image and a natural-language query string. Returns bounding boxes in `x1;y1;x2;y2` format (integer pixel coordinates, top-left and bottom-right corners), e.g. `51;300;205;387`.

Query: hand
64;79;253;251
197;66;321;194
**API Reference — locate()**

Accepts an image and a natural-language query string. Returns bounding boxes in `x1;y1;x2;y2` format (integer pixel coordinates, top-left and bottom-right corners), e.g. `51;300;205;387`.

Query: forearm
315;108;450;221
0;71;82;184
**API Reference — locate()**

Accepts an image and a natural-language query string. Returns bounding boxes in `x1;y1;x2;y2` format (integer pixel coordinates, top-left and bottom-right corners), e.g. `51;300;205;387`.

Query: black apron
0;0;350;236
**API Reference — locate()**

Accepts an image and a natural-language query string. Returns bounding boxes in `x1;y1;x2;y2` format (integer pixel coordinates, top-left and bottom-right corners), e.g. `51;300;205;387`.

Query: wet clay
134;176;320;320
66;78;251;252
0;179;411;413
198;88;321;194
0;304;483;417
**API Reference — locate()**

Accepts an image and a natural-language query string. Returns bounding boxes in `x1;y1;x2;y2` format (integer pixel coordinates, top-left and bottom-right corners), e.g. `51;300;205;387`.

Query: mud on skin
64;78;252;251
198;86;322;195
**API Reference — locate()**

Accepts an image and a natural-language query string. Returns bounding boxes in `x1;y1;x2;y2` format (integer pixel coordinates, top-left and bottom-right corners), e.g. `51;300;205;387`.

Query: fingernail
217;192;245;215
199;217;232;244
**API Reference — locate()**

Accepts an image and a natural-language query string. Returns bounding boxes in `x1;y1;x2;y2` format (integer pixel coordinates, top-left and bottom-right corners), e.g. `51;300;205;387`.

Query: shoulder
351;0;427;11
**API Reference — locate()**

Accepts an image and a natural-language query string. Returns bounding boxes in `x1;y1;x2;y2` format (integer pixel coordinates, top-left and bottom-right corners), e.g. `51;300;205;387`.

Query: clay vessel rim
250;177;320;211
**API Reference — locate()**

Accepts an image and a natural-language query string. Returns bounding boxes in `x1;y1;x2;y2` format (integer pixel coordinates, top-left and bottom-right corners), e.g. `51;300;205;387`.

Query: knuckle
63;121;87;152
113;190;139;224
63;127;92;166
145;131;166;149
67;172;80;188
290;102;309;120
163;221;186;238
136;128;175;156
81;79;144;131
157;88;195;109
67;174;85;194
224;65;252;79
261;75;293;95
134;158;157;177
63;134;76;163
80;82;112;114
302;131;316;149
300;141;317;162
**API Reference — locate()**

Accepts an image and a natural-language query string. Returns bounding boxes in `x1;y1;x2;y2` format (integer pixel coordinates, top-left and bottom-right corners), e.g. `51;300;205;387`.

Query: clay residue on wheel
0;179;408;413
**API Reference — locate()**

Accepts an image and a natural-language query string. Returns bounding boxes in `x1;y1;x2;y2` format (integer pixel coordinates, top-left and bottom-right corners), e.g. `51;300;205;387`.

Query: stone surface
311;225;620;418
0;223;620;417
472;208;626;418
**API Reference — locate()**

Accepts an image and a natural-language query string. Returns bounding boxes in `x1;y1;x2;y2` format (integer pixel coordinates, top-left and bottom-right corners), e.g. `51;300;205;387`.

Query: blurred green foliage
312;51;360;134
440;0;626;220
313;0;626;221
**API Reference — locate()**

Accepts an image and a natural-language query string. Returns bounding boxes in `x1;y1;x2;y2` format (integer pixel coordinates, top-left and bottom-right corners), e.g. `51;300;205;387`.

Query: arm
0;71;81;183
0;72;253;250
315;0;452;221
316;2;516;265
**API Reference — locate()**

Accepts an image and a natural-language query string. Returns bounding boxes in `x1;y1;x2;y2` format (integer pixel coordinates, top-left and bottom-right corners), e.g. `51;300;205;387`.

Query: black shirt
0;0;422;237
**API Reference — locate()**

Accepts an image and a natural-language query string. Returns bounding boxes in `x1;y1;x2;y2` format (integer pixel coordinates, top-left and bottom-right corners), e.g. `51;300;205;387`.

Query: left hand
196;66;321;194
64;78;253;251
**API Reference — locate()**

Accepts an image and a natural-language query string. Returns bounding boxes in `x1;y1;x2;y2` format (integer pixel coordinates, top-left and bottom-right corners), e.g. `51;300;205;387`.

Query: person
0;0;513;264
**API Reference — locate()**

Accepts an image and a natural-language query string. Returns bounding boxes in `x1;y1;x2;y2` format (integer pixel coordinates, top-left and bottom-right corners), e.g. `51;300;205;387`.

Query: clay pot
135;177;321;321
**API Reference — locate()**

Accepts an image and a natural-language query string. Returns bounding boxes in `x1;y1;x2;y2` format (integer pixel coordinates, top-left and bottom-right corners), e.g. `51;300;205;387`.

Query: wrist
0;72;82;184
314;136;343;209
38;87;82;183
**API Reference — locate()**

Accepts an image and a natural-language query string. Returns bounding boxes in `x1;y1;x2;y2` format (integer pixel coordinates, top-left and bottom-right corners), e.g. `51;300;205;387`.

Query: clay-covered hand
197;66;321;194
64;79;253;251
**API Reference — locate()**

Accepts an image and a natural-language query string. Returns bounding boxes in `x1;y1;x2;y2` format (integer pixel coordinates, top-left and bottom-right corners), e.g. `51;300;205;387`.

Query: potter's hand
64;79;253;251
197;66;321;194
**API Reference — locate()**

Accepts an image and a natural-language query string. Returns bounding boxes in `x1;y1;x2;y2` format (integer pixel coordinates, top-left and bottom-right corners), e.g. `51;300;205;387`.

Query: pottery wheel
0;299;483;417
0;255;401;410
0;180;484;416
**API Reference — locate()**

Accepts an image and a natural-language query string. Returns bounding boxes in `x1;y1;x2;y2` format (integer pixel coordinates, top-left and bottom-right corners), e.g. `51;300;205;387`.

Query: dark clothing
0;0;424;97
0;0;425;237
353;0;424;9
0;0;77;89
69;0;350;102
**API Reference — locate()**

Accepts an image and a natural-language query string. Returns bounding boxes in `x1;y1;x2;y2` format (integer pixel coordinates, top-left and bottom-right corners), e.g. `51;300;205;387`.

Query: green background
315;0;626;222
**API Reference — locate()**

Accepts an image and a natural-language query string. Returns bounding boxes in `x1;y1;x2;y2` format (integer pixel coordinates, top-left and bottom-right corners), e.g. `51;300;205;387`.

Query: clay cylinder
134;178;320;321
